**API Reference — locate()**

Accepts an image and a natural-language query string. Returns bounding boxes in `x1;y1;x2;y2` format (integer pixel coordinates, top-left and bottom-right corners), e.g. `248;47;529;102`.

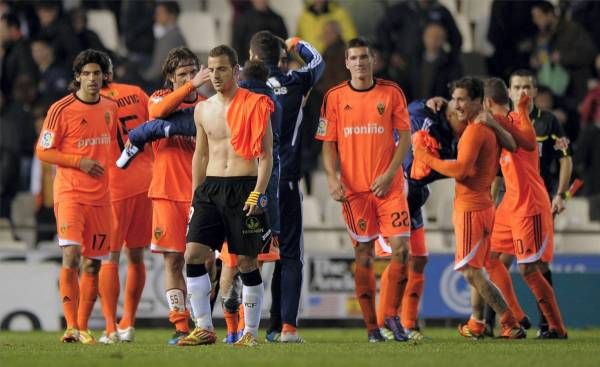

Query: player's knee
518;262;537;276
126;248;144;264
411;255;428;272
82;258;101;274
164;253;184;274
237;256;258;274
184;243;210;264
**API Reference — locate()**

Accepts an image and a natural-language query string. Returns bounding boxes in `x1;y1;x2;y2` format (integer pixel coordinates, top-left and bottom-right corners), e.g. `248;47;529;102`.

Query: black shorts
187;176;272;257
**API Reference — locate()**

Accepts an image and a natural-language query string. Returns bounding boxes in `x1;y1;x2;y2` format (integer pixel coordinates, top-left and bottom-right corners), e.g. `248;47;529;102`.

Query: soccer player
176;45;274;347
97;57;151;343
413;77;525;339
375;97;465;340
317;37;412;342
480;78;568;339
490;69;572;335
36;49;118;344
142;47;209;345
249;31;324;343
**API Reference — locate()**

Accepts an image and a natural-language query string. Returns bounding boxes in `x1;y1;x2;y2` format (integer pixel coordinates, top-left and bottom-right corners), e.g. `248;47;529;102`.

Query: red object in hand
411;130;440;180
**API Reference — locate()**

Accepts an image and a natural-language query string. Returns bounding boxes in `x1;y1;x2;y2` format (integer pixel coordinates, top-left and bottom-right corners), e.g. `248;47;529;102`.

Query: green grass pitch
2;328;600;367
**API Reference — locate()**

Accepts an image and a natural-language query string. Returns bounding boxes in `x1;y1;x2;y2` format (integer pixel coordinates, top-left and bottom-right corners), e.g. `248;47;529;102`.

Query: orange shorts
150;199;190;254
219;237;280;268
491;211;554;264
374;226;428;257
54;201;112;260
110;192;152;252
453;207;494;271
342;189;410;243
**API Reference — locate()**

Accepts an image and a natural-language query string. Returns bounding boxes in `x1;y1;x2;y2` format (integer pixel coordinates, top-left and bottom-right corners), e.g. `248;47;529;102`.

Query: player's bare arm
371;129;410;197
244;118;273;216
552;156;573;215
322;141;345;202
191;102;209;192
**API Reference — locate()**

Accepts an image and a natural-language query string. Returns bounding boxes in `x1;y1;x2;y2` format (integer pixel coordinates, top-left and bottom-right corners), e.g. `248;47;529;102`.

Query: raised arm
475;111;517;152
287;38;325;93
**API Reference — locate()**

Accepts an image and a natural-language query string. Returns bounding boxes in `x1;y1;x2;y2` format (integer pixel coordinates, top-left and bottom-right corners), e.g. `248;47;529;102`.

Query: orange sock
499;310;519;329
355;263;377;331
60;268;79;329
486;258;526;321
77;272;99;331
282;323;296;333
383;260;407;318
119;263;146;329
377;265;390;328
224;309;239;335
99;263;119;334
237;305;245;333
168;309;190;333
524;271;566;334
401;269;424;329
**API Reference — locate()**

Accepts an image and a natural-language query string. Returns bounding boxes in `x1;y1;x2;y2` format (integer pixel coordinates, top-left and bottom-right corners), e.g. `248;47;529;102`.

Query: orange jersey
101;82;151;201
147;87;205;201
316;79;410;193
498;112;551;216
36;93;118;205
423;123;499;212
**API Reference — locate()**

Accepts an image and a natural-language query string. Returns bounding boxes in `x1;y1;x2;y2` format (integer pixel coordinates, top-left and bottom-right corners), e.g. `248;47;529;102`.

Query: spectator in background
296;0;357;53
31;37;70;104
376;0;462;91
301;20;348;194
142;1;186;88
535;85;580;142
407;22;462;100
0;75;37;235
580;58;600;129
233;0;287;64
69;7;110;55
34;1;80;68
339;0;386;41
530;1;597;105
569;0;600;51
574;118;600;221
0;12;38;103
121;0;155;70
487;0;539;80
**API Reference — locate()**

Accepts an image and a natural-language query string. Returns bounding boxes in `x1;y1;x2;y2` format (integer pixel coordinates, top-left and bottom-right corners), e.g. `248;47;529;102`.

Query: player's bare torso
196;94;259;177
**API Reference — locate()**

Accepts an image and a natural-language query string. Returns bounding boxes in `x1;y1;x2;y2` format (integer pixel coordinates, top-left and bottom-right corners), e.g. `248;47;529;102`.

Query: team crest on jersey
154;227;164;241
39;130;55;149
317;118;328;136
104;111;111;125
377;102;385;116
358;218;367;232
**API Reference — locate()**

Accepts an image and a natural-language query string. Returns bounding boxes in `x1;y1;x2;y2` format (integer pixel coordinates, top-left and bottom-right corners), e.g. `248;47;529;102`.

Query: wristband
559;191;571;200
245;191;268;208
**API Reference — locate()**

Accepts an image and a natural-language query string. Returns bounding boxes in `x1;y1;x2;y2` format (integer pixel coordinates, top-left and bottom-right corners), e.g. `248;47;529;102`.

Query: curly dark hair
71;49;111;90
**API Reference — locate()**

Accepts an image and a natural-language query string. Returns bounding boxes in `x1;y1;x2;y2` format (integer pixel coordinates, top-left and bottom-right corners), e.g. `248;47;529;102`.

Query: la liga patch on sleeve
39;130;55;149
316;118;328;136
